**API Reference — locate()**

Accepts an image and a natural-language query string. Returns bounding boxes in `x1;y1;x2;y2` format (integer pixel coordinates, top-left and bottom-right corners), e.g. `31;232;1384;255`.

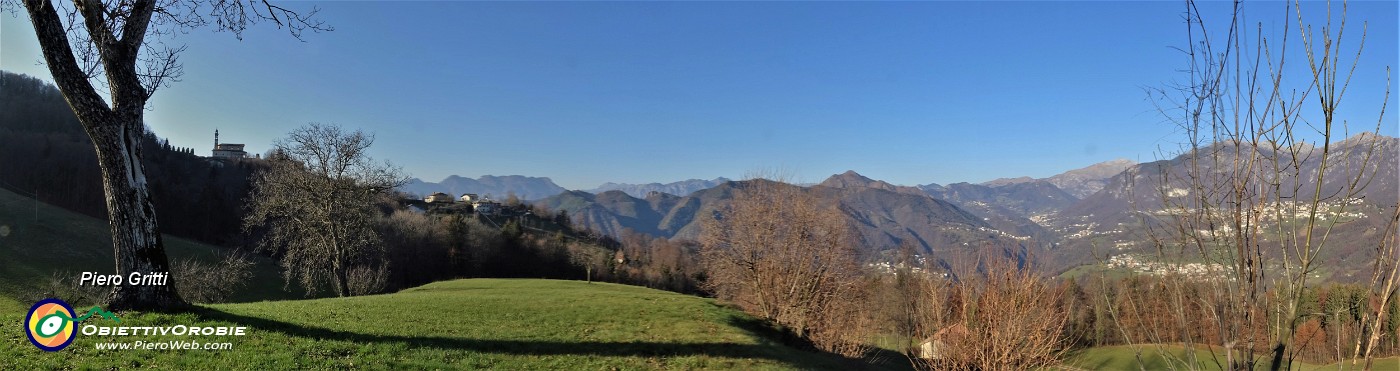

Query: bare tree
170;251;254;304
567;241;606;283
1357;208;1400;369
244;123;404;297
912;254;1068;371
1140;0;1393;369
699;174;868;356
4;0;328;310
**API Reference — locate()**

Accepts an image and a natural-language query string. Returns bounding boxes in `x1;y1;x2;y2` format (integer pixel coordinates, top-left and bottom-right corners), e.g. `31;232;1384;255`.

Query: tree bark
335;265;350;297
97;121;185;311
23;0;185;311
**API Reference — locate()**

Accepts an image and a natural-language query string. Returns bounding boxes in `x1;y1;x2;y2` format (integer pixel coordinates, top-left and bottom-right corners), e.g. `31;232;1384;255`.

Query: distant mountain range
399;175;568;201
586;178;732;198
537;172;1037;261
398;176;735;201
400;135;1396;277
981;159;1136;199
414;160;1139;259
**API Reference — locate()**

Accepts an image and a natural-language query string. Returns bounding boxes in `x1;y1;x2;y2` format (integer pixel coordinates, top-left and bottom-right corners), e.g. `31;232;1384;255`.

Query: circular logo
25;298;77;352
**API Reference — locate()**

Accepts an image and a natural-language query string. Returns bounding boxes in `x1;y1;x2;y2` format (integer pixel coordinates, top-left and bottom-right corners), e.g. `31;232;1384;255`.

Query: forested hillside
0;71;260;246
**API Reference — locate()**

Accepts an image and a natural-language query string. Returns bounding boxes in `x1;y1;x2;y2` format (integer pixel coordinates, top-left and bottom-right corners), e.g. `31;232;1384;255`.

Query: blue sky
3;1;1396;190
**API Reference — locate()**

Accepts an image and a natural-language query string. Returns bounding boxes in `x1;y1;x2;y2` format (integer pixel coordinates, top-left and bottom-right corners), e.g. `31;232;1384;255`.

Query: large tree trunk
23;0;185;311
335;266;351;297
95;121;184;311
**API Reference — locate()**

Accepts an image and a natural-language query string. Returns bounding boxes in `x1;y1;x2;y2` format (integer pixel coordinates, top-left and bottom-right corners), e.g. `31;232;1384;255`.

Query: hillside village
414;192;505;216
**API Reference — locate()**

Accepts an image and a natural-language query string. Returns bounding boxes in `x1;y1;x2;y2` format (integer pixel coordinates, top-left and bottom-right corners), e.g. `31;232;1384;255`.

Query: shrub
171;251;254;304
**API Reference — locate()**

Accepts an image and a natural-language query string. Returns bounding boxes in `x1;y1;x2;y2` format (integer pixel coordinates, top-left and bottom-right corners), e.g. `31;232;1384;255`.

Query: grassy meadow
1;279;874;370
0;186;873;369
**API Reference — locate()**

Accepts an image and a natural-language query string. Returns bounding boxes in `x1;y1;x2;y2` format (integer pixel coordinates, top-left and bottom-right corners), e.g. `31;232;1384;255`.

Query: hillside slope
0;279;870;370
1044;159;1137;198
0;186;292;302
1051;134;1400;276
918;181;1071;243
1;71;264;247
925;181;1077;218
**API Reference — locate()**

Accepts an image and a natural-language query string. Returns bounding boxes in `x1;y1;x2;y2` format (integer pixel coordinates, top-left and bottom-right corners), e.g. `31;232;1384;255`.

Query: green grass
1057;263;1137;280
1064;344;1399;371
870;334;912;354
1297;357;1400;370
1064;344;1229;370
1;279;870;369
0;186;293;302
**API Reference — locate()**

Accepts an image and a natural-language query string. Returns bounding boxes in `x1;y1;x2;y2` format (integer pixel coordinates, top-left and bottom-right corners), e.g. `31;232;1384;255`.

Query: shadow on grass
721;310;814;350
717;304;915;371
863;347;918;371
192;306;867;370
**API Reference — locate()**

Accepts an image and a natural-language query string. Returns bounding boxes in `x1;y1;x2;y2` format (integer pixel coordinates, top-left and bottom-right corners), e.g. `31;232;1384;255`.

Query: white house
473;201;500;215
425;192;455;204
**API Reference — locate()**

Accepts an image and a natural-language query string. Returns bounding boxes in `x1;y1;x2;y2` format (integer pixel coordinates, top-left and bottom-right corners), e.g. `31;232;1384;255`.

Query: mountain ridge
979;159;1136;198
537;174;1021;257
587;177;732;198
399;175;568;201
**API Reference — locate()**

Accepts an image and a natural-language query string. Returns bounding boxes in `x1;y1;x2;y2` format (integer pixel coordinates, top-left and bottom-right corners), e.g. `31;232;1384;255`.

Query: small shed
915;323;967;360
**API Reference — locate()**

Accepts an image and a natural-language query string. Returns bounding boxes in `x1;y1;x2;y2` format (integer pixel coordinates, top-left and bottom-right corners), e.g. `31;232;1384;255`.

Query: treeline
1059;275;1400;364
835;250;1400;368
830;251;1400;369
612;228;704;294
373;201;703;294
0;71;259;246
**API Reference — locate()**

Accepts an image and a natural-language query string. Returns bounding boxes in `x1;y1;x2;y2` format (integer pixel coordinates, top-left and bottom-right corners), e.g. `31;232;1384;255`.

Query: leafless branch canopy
699;173;870;356
244;123;404;297
1133;1;1393;369
8;0;331;101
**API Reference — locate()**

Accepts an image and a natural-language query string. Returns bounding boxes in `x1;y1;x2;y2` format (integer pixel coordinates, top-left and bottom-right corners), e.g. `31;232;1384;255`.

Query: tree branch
21;0;113;122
